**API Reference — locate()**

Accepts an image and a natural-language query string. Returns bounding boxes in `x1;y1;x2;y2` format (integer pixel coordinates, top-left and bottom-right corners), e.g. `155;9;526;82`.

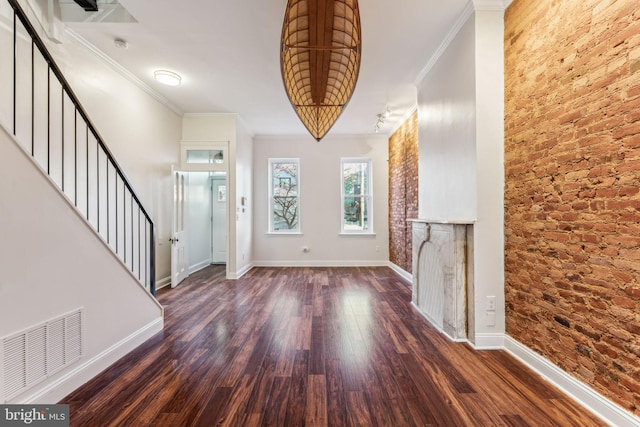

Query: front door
211;176;227;263
171;168;188;288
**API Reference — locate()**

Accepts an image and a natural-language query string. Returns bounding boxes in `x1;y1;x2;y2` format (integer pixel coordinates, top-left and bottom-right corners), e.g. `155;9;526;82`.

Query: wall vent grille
2;309;83;402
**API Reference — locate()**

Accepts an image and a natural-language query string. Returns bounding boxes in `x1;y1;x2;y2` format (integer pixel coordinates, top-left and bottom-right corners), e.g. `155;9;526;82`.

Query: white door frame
170;167;188;288
210;175;227;264
179;140;230;277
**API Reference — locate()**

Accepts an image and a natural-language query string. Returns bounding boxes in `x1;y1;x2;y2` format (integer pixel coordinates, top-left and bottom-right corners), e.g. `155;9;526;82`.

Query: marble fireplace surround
409;219;474;342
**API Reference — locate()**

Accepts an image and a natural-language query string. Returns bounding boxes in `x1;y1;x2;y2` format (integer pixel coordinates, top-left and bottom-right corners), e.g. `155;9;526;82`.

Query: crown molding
413;2;474;86
183;113;239;119
183;113;255;137
413;0;511;86
473;0;512;11
64;29;184;117
389;103;418;136
253;133;388;143
236;116;255;138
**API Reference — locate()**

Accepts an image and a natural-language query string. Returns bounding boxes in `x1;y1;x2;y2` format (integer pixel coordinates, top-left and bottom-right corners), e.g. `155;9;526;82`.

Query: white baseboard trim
252;260;390;267
388;262;412;284
189;260;211;275
411;302;468;343
470;333;505;350
231;261;403;279
229;262;254;279
15;317;163;405
504;335;640;427
411;301;444;333
156;275;171;290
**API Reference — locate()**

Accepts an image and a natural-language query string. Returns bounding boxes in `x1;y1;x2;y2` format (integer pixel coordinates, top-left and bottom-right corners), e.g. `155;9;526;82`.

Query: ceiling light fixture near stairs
154;70;182;86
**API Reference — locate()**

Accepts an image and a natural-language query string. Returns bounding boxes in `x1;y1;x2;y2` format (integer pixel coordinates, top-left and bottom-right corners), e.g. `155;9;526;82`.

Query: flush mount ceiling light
280;0;362;141
154;70;182;86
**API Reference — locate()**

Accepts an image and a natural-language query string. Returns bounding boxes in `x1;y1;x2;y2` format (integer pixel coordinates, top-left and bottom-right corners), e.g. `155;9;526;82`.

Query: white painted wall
415;7;505;346
234;122;253;276
417;15;477;222
0;0;184;403
181;114;253;278
186;172;212;273
472;7;505;342
3;0;184;284
0;127;163;404
252;135;389;265
56;39;182;284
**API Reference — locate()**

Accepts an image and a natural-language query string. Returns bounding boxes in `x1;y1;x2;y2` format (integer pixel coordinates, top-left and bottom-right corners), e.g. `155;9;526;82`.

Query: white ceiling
63;0;471;137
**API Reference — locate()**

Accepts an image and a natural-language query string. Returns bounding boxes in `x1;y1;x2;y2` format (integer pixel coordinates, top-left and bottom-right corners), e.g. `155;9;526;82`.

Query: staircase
0;0;164;404
0;0;155;295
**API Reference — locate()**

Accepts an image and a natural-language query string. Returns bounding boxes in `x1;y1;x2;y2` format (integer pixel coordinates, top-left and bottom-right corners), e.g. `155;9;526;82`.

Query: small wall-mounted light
213;151;224;164
154;70;181;86
374;107;392;133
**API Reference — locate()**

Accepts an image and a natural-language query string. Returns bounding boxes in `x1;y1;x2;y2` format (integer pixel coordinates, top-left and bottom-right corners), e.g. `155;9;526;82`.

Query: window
269;158;300;233
180;141;227;171
341;158;372;233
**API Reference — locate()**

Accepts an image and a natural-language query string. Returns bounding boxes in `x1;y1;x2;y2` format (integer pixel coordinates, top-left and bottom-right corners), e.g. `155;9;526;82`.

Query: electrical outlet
486;311;496;326
487;296;496;311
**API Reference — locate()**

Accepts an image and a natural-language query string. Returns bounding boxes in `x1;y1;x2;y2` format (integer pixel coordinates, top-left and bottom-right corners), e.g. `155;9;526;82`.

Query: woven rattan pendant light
280;0;362;141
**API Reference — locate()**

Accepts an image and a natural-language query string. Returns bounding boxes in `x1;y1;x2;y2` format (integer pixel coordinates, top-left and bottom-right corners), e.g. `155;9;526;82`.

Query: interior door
211;176;227;263
171;168;188;288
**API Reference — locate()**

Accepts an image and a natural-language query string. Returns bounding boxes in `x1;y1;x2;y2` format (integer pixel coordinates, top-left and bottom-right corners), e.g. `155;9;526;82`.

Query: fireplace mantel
409;220;473;342
407;218;475;225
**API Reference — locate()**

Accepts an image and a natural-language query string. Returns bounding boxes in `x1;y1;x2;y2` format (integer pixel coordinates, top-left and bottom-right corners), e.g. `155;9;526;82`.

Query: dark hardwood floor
62;265;606;426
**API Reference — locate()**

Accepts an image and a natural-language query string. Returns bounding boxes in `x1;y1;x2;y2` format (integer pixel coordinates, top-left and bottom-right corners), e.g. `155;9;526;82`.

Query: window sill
338;232;376;237
266;232;303;236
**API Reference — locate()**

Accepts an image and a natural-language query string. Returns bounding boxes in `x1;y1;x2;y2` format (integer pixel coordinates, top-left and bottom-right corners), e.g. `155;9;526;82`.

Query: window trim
179;140;228;172
268;158;301;233
340;157;373;234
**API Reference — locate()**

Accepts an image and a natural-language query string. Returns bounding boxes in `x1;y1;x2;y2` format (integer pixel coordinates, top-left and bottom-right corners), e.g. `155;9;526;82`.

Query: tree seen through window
270;160;299;232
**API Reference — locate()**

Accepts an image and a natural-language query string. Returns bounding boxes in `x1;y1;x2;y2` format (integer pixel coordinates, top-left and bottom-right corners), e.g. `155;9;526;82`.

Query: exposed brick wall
505;0;640;414
389;111;419;273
